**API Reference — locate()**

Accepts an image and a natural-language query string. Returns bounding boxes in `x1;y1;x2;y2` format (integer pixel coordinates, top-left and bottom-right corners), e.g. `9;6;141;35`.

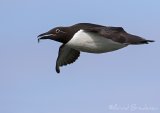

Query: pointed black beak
37;33;46;43
37;33;56;43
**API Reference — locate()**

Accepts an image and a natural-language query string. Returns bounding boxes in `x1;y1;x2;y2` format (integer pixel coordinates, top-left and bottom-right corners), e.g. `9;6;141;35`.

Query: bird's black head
38;27;71;43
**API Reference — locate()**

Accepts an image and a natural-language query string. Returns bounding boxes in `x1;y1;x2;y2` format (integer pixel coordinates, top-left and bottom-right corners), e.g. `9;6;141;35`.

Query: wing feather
83;27;153;44
56;44;80;73
83;27;127;43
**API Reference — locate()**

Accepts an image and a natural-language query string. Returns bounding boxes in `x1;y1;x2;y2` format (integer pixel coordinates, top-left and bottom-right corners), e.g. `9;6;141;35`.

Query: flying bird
37;23;154;73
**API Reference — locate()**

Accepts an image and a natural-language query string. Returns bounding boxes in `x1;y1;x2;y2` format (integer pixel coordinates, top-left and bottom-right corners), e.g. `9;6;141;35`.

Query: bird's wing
83;27;154;44
56;44;80;73
83;27;127;44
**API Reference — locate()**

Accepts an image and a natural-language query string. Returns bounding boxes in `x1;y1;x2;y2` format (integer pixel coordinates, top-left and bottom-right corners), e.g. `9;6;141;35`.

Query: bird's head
37;27;70;43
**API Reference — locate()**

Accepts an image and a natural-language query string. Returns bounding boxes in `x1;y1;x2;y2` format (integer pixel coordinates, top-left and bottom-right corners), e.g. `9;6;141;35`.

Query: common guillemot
37;23;154;73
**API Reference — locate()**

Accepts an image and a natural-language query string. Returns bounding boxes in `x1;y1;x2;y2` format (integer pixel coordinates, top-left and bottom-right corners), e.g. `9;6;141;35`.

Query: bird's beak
37;33;56;43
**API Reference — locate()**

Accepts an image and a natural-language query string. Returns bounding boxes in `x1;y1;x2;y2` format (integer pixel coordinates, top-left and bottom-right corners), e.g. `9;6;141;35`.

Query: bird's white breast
66;30;127;53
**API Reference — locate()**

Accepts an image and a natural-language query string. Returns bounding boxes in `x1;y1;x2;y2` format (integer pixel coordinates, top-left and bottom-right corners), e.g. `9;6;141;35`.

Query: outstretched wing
83;27;128;44
56;44;80;73
83;27;154;44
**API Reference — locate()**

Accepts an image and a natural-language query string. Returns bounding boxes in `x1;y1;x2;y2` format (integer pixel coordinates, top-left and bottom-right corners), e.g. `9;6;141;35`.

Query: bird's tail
125;33;155;45
140;40;155;44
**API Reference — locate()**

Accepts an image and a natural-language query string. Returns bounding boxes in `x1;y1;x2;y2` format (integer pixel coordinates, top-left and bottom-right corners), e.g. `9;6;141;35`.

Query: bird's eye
56;29;60;33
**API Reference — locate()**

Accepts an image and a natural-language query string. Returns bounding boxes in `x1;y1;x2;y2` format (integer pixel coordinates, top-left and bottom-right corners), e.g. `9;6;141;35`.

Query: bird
37;23;154;73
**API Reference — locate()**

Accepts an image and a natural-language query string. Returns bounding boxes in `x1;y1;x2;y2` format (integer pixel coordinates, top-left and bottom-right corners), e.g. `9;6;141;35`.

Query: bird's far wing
83;27;154;44
56;44;80;73
83;27;127;44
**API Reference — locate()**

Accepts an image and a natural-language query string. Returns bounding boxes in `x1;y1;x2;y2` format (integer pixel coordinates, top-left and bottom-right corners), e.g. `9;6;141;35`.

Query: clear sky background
0;0;160;113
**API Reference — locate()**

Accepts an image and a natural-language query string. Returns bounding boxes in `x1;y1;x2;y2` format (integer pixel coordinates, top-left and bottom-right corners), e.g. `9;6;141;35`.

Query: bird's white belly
66;30;127;53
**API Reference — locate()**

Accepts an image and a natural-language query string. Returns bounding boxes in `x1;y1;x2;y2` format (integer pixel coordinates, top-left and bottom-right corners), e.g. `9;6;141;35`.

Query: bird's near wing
56;44;80;73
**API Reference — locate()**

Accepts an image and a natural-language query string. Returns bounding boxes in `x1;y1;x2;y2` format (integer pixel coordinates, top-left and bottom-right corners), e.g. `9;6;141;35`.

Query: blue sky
0;0;160;113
